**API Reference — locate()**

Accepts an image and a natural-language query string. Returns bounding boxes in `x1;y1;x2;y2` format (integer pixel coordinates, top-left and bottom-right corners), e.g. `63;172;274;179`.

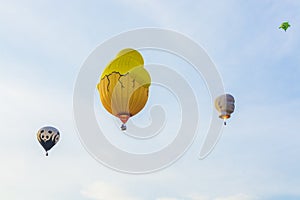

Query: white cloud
81;181;139;200
155;194;255;200
188;194;210;200
214;193;254;200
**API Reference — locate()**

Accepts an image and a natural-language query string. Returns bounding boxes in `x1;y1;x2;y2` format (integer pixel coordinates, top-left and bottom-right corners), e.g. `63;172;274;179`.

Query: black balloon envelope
37;126;60;156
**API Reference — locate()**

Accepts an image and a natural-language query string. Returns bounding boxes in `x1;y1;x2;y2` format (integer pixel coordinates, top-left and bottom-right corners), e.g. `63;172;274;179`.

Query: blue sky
1;0;300;199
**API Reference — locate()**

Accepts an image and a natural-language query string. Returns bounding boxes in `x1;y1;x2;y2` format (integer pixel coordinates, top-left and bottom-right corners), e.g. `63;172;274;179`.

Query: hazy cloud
81;181;139;200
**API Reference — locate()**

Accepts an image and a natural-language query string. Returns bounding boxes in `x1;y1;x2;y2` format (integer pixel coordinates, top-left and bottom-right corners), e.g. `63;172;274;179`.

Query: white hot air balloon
215;94;235;125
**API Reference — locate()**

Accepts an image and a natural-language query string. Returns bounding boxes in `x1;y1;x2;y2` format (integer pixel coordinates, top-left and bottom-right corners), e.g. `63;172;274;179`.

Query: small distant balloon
215;94;235;125
279;22;290;31
37;126;60;156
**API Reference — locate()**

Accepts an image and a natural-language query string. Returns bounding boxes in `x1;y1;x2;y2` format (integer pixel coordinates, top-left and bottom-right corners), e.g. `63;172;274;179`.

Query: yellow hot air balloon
97;48;151;130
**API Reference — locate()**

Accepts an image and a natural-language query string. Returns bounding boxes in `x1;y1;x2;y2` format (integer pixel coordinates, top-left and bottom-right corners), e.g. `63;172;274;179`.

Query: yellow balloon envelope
97;48;151;130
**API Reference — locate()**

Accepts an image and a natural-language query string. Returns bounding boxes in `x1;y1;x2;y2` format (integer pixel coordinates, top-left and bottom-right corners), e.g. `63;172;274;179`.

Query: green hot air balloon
279;22;290;32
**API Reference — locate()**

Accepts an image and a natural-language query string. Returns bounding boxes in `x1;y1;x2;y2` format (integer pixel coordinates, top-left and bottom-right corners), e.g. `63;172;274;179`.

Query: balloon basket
121;124;127;131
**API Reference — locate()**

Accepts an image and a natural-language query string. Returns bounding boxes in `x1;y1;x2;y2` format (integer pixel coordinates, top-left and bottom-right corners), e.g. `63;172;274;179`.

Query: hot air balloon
37;126;60;156
97;48;151;131
215;94;235;125
279;22;290;31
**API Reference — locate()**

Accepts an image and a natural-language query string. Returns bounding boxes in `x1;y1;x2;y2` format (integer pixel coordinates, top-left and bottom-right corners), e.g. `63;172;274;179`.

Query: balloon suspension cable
46;151;48;156
121;124;127;131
